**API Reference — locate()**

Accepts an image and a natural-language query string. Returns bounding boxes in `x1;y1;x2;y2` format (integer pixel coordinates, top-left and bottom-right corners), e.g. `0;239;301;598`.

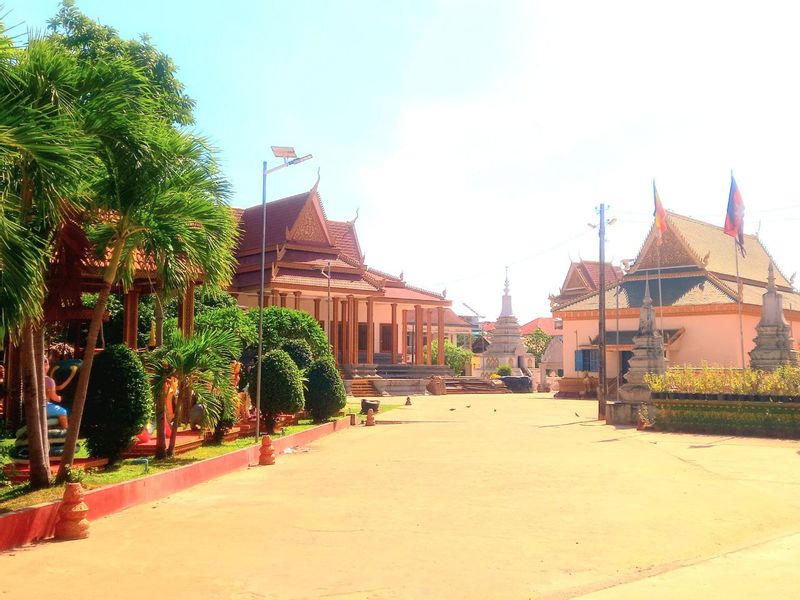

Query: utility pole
598;203;607;420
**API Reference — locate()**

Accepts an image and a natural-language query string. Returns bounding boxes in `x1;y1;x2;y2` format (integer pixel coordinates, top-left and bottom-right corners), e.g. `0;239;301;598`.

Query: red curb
0;416;352;552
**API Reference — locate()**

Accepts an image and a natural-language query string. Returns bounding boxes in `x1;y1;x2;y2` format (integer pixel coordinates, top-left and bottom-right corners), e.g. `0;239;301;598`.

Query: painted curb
0;415;353;552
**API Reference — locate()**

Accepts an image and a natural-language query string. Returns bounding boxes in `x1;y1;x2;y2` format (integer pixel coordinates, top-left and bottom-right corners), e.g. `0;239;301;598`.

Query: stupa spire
500;267;513;318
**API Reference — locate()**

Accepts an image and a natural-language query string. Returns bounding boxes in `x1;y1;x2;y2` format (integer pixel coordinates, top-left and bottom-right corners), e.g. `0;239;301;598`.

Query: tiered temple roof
230;183;447;304
553;211;800;315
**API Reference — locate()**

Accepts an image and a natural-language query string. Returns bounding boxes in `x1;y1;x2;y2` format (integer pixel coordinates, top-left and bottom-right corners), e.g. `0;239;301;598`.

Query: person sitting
43;357;62;404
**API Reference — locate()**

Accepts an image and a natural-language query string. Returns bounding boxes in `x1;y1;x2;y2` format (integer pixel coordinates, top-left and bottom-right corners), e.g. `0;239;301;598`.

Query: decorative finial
504;266;510;295
768;262;776;292
349;208;359;224
442;288;447;298
643;274;652;306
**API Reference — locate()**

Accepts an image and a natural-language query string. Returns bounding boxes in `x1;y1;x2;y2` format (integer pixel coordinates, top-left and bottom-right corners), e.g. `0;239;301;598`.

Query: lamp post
255;146;312;439
589;206;616;420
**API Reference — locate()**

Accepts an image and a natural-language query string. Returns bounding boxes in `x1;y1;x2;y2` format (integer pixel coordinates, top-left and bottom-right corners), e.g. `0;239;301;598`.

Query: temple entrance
379;324;392;352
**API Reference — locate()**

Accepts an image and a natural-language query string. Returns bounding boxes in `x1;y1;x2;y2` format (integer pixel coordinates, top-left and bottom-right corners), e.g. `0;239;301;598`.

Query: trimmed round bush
496;364;512;376
248;349;304;431
305;357;347;423
83;344;152;464
281;339;313;371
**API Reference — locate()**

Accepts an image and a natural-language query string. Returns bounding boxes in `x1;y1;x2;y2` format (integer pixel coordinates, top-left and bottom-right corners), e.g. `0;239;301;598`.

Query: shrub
430;340;472;375
247;307;331;359
305;358;346;422
83;344;152;464
248;349;304;432
195;306;258;355
281;339;314;371
496;364;512;376
212;391;238;443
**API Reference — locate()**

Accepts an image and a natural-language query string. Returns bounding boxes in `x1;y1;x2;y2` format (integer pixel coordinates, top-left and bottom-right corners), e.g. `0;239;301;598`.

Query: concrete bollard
259;435;276;465
54;483;90;541
366;408;376;426
405;396;412;406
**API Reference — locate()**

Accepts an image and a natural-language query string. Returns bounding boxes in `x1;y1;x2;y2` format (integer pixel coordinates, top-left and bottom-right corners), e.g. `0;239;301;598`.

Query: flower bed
649;398;800;438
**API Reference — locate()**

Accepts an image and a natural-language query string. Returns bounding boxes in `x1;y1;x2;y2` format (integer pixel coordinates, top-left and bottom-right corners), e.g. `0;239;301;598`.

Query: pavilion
230;182;453;374
552;212;800;397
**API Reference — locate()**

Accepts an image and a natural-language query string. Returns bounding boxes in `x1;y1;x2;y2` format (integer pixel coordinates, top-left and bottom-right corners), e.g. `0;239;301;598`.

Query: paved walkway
3;394;800;599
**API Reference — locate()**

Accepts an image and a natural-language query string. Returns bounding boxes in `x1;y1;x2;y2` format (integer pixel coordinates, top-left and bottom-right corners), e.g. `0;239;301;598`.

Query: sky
11;1;800;323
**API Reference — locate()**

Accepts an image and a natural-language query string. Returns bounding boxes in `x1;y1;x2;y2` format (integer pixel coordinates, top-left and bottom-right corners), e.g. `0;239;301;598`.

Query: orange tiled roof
327;220;362;262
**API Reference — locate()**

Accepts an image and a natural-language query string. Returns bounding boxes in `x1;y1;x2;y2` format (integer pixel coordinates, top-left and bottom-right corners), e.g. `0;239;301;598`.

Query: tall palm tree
56;124;238;481
145;329;238;458
0;35;89;488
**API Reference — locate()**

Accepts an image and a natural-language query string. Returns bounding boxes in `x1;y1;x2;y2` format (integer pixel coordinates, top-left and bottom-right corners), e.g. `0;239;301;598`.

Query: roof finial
504;266;510;295
349;207;359;224
768;261;776;292
643;273;652;306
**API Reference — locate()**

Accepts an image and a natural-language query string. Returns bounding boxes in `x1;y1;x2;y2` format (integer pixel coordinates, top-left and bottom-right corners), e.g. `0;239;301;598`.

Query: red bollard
259;435;276;465
54;483;90;541
366;408;376;426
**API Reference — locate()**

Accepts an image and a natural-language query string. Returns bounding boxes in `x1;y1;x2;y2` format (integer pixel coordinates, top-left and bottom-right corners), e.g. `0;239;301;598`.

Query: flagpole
656;243;664;334
734;238;745;369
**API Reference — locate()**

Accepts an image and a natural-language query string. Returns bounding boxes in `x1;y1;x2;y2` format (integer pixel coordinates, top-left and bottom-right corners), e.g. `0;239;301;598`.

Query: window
574;349;599;372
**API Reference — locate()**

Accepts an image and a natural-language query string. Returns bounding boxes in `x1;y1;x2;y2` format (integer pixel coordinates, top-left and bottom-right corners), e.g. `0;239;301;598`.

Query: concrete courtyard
3;393;800;599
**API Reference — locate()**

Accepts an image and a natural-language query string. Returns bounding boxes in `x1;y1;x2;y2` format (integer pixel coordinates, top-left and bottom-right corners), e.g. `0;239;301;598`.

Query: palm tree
55;124;238;481
145;329;239;458
0;35;90;488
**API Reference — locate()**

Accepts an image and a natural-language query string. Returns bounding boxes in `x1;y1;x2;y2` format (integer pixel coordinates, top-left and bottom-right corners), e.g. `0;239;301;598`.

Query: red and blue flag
724;174;745;256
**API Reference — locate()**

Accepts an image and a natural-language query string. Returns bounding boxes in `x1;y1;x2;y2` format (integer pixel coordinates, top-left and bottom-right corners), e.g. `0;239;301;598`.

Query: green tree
429;340;473;376
247;307;331;358
523;328;553;366
195;306;258;355
145;329;238;458
305;358;346;423
83;344;152;464
281;339;314;371
248;350;304;434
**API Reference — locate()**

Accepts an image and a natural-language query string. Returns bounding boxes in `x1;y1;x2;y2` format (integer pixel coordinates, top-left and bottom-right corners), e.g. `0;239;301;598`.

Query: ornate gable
563;266;587;291
287;188;332;246
631;222;700;272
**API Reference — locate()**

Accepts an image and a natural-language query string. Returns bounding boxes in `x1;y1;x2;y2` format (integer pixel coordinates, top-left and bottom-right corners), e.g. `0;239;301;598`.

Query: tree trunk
166;376;184;457
56;237;124;484
154;385;167;460
20;324;49;489
33;324;50;467
154;292;164;347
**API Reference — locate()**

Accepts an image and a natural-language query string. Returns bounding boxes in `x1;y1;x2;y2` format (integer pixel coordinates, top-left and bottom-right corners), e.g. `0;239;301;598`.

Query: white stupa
481;269;528;376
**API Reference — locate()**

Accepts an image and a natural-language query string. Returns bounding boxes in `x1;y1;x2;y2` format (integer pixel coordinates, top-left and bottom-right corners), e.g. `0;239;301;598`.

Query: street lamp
255;146;313;439
589;205;616;420
320;260;332;349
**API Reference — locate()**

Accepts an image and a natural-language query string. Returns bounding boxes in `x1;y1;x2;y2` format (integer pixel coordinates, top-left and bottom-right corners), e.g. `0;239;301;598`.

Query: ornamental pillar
122;290;140;349
313;298;321;321
279;293;287;308
414;305;424;365
437;306;446;366
351;297;359;364
293;291;302;309
272;290;279;306
426;309;433;365
401;309;408;364
366;298;374;364
391;303;398;364
342;298;350;364
177;283;195;337
332;296;340;362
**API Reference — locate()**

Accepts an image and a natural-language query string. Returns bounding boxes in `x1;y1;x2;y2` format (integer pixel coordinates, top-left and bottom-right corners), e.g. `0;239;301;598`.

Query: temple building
230;182;453;374
552;212;800;397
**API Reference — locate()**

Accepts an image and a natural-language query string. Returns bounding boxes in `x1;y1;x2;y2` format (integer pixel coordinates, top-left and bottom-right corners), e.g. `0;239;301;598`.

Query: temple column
279;293;287;308
342;298;350;364
391;303;398;364
437;306;446;365
272;290;279;306
426;309;433;365
366;298;374;363
414;305;424;365
401;309;408;363
177;282;195;337
122;290;140;349
351;297;359;364
313;298;321;321
332;296;339;362
293;291;302;309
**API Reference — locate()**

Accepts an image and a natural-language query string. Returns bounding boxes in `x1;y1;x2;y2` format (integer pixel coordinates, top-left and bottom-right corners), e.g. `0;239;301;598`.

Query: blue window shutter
574;349;584;371
589;349;599;372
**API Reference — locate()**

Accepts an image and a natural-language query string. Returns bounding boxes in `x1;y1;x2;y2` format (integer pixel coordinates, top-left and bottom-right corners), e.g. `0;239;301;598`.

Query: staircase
347;378;380;397
444;377;511;394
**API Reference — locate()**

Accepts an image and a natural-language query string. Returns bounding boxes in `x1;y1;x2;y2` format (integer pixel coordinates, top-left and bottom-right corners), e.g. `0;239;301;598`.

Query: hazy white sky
16;1;800;322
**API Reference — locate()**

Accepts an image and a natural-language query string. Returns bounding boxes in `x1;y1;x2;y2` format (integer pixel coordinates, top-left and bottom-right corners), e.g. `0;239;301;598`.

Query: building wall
561;309;799;378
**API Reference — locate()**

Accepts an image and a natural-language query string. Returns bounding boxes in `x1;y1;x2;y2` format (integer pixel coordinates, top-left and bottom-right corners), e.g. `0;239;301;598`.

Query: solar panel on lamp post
255;147;313;439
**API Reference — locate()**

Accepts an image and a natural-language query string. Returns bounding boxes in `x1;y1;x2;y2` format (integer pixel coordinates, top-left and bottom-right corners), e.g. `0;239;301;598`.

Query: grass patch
0;411;372;514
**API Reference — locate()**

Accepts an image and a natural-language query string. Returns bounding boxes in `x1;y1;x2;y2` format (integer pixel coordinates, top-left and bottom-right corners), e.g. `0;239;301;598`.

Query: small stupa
612;278;665;424
749;263;798;371
481;269;528;376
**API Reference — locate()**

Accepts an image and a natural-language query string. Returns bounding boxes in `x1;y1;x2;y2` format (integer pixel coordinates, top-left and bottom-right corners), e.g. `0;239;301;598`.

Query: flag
653;180;667;245
724;174;745;256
